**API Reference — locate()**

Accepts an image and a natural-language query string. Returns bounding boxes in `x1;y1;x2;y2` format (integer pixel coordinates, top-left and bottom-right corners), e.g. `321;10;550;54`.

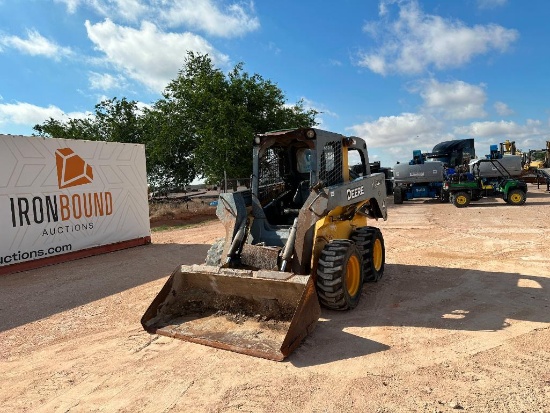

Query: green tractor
443;158;527;208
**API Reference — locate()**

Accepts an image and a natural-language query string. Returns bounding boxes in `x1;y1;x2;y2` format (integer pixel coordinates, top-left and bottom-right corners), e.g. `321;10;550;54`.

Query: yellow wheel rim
346;255;361;296
373;238;383;271
456;195;467;205
510;193;522;203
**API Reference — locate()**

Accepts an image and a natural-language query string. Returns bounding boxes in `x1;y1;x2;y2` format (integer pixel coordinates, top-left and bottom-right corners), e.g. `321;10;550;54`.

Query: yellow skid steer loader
141;128;388;360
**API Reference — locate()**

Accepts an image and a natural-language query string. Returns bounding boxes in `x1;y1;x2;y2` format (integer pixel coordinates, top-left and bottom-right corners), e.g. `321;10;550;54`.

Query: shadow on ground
291;263;550;366
0;243;210;332
2;250;549;367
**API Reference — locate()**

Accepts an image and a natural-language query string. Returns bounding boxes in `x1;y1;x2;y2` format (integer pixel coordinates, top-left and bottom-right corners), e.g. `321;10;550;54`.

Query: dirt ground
1;185;549;413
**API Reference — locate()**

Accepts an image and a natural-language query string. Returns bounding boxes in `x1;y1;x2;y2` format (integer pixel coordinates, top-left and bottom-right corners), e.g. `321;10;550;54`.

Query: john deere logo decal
55;148;93;189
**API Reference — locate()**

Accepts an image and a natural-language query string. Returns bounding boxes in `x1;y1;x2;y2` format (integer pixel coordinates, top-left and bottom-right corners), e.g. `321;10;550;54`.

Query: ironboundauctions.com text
0;244;72;265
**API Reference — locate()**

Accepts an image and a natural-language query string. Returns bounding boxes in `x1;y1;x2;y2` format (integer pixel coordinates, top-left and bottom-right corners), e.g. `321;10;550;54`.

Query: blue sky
1;0;549;166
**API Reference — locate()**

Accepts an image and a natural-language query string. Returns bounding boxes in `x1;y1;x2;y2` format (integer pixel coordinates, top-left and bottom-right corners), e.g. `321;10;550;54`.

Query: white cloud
348;111;456;164
416;79;487;119
56;0;260;36
348;112;444;149
85;19;229;92
348;111;550;165
88;72;128;91
358;0;519;75
0;29;72;60
55;0;149;23
111;0;150;22
455;119;549;155
454;119;543;138
299;97;337;129
360;54;386;75
0;102;90;127
54;0;80;14
160;0;260;37
494;101;514;116
267;42;281;55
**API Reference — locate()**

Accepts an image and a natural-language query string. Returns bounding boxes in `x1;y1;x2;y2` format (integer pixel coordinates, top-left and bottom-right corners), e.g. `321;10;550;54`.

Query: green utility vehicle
443;159;527;208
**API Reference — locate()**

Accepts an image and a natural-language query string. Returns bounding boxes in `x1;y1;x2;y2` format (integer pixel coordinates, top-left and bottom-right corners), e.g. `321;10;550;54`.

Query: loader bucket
141;264;321;361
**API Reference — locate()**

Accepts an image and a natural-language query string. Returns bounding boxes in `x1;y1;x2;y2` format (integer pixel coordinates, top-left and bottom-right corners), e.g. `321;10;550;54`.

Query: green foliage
93;98;144;144
166;55;318;183
34;98;142;143
34;53;318;189
141;98;197;190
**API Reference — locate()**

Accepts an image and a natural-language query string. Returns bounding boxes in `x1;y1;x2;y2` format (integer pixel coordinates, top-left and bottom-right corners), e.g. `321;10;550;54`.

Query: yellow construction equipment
141;128;388;360
526;141;550;170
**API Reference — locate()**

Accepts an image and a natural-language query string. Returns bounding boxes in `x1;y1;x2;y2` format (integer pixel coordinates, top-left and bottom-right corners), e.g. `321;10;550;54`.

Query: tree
156;52;318;185
33;116;99;141
34;53;318;189
93;98;143;144
140;98;197;191
34;98;142;144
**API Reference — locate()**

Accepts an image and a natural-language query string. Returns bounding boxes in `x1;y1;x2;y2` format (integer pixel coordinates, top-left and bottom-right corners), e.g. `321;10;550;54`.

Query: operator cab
252;128;370;226
254;137;314;225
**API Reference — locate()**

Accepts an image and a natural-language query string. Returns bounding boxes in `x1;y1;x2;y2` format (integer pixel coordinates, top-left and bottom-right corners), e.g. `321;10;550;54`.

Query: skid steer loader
141;128;388;360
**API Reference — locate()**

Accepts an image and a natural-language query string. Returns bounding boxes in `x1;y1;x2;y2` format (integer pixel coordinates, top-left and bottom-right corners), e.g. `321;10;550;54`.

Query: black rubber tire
351;226;385;282
393;187;404;204
316;240;363;310
505;189;526;205
205;238;225;266
451;191;471;208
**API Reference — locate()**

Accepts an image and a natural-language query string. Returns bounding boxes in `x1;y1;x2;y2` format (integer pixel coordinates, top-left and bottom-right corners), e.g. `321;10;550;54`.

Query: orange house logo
55;148;94;189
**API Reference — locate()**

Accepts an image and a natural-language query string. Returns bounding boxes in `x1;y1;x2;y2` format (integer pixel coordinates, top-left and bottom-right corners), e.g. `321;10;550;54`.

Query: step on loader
141;128;388;360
